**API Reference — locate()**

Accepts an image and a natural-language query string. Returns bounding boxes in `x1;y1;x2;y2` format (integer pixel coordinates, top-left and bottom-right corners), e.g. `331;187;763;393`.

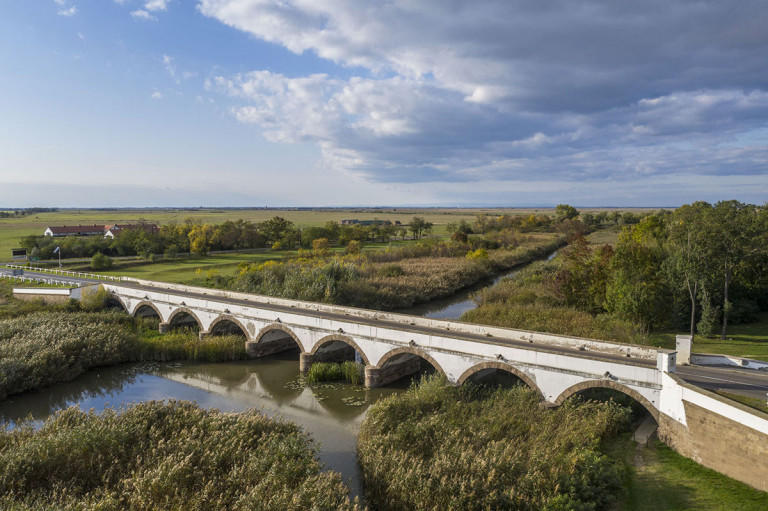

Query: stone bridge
100;278;768;491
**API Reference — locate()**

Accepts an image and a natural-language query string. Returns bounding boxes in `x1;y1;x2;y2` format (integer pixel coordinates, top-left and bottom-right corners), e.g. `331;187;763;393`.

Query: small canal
0;249;559;498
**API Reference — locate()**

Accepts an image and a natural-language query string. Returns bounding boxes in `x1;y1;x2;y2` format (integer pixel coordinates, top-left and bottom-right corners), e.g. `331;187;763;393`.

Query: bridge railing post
657;349;677;373
675;335;692;365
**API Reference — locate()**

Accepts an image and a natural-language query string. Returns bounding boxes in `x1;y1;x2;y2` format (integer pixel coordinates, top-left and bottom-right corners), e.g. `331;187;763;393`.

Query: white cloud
131;9;157;21
200;1;768;186
151;91;163;99
53;0;77;16
145;0;169;11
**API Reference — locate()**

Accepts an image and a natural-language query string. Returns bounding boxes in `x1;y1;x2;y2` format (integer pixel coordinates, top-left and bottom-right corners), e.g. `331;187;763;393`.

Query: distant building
44;225;107;237
43;223;158;238
340;219;396;226
104;224;159;238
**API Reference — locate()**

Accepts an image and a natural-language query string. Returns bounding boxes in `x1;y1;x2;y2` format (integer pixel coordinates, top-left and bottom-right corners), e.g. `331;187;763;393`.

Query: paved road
677;365;768;402
5;268;768;407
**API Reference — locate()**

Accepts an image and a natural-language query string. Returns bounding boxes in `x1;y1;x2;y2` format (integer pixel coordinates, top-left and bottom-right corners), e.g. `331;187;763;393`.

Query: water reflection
0;355;412;498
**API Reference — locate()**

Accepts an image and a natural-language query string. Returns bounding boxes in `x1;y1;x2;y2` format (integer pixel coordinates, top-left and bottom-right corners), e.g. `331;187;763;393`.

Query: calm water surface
0;353;406;497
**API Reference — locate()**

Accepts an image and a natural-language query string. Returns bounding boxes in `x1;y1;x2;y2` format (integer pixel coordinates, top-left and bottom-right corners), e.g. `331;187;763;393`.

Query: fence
1;264;120;282
0;273;84;288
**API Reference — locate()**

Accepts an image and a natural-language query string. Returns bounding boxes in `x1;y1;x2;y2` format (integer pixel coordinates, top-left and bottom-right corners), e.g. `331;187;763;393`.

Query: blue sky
1;1;767;207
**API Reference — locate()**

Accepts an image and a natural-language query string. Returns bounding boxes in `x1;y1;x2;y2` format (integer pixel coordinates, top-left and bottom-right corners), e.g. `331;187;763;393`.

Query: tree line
19;216;436;260
556;201;767;339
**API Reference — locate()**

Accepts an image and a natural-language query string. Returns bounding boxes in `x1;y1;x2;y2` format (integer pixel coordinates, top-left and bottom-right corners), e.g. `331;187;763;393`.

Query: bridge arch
376;346;446;376
310;334;370;366
98;290;128;313
554;380;659;421
457;362;543;398
254;323;304;352
208;315;249;339
132;300;162;319
167;307;204;331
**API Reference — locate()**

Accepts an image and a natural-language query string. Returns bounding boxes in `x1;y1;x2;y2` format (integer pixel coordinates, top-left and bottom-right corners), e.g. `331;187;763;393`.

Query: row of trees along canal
465;200;768;344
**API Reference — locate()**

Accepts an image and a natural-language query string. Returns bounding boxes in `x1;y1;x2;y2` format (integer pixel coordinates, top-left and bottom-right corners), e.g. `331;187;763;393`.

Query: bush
90;252;112;270
358;376;629;511
306;361;363;385
0;401;357;510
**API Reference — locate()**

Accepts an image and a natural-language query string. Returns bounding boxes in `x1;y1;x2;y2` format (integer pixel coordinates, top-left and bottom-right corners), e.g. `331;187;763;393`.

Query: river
0;249;558;499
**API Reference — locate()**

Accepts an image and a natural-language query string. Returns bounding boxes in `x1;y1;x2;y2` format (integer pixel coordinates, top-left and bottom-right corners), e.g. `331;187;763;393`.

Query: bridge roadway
5;268;768;401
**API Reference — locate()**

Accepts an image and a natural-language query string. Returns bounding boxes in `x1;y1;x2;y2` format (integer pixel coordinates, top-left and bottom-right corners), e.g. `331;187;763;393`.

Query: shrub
90;252;112;270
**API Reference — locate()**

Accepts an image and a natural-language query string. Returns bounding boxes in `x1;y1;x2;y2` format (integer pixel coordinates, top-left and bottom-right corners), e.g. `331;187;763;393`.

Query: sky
1;1;767;208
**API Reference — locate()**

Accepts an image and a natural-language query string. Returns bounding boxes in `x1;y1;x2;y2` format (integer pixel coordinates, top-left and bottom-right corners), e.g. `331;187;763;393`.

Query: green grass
94;251;284;283
649;312;768;361
620;440;768;510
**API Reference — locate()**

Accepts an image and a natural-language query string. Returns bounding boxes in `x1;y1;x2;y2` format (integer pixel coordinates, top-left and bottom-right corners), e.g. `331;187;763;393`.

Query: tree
667;202;711;340
188;224;217;255
555;204;579;223
707;201;760;339
604;226;670;331
260;216;293;244
474;213;493;234
408;217;432;239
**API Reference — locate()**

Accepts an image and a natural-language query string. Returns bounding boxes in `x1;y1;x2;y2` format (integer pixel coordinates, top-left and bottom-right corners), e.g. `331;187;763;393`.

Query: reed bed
464;259;648;345
306;361;364;385
358;375;630;511
0;312;248;400
0;401;357;510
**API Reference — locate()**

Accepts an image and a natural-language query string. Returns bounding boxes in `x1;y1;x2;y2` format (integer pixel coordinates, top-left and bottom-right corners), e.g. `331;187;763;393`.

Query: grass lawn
619;439;768;510
649;312;768;361
93;251;286;283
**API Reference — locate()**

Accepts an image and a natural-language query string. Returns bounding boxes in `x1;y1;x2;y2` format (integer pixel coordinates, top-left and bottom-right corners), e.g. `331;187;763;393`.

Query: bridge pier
199;331;210;341
299;352;315;373
158;322;170;334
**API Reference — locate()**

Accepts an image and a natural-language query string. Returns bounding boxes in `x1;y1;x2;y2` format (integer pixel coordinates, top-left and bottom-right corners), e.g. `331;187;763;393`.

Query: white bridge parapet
102;279;672;416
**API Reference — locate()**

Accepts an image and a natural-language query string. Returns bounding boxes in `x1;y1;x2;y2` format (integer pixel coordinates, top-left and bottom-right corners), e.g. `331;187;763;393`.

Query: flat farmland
0;207;657;262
